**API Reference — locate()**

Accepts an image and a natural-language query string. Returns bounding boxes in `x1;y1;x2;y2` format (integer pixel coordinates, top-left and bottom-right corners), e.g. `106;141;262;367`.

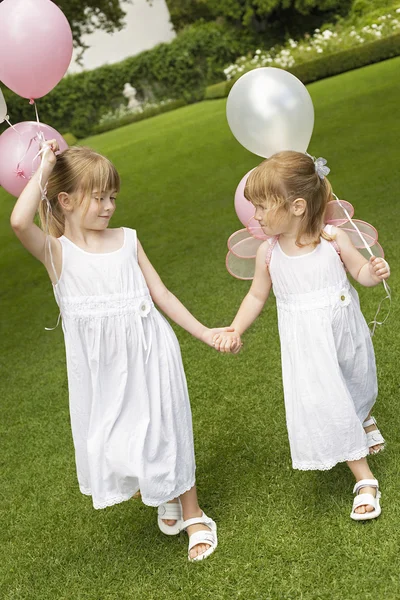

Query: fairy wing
326;199;385;259
325;199;354;225
337;219;385;259
226;227;272;280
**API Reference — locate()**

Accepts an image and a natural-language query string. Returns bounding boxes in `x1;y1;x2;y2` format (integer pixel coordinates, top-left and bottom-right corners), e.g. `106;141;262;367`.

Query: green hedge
0;21;243;139
289;31;400;83
205;32;400;99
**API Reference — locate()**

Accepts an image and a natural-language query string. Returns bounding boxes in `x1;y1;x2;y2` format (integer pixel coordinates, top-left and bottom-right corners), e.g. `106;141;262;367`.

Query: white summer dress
267;225;377;470
53;227;196;508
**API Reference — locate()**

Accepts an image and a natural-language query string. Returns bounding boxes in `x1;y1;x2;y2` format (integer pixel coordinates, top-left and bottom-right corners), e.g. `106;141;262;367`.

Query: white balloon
0;88;8;124
226;67;314;158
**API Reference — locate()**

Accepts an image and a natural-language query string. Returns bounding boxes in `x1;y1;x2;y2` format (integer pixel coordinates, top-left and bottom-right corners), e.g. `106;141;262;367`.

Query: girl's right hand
212;330;242;354
40;139;59;166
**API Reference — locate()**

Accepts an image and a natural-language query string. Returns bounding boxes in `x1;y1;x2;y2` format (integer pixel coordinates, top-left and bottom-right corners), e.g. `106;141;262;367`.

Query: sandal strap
365;430;385;447
352;493;378;511
188;530;217;553
353;478;379;494
181;512;214;530
362;416;377;428
157;502;182;519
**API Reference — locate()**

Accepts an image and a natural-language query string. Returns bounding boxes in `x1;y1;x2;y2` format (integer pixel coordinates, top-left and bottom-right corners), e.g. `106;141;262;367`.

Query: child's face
253;202;290;235
75;189;117;230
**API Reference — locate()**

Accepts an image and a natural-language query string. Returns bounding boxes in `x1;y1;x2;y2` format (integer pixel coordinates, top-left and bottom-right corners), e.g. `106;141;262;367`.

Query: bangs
78;154;121;201
244;161;286;207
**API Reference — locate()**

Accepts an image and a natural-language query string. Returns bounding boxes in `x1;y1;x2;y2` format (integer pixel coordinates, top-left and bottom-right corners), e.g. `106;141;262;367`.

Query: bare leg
347;457;376;514
179;485;212;560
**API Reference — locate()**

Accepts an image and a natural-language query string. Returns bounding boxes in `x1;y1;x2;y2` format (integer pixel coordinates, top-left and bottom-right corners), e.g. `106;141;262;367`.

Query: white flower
339;290;351;307
138;299;151;317
396;7;400;12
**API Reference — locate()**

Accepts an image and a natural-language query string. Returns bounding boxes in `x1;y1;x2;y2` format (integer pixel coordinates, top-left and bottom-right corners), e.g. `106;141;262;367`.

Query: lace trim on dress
292;448;370;471
82;477;197;509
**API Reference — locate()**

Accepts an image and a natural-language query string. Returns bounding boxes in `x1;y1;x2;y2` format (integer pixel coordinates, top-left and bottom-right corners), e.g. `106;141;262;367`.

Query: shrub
223;9;400;80
205;32;400;100
289;32;400;83
204;82;230;100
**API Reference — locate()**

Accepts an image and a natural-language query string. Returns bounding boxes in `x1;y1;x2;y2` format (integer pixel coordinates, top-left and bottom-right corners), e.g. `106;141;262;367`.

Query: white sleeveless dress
53;227;196;508
268;226;377;470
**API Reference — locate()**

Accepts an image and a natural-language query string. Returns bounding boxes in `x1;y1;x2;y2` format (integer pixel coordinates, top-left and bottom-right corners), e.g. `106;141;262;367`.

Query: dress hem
80;477;197;510
292;447;370;471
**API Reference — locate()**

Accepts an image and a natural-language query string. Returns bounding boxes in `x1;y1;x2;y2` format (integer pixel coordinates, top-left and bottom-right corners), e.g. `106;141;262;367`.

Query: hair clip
314;157;330;179
305;153;330;179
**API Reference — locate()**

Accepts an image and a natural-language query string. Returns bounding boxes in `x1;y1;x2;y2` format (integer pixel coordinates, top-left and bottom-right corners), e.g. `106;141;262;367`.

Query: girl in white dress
214;151;390;521
10;141;224;561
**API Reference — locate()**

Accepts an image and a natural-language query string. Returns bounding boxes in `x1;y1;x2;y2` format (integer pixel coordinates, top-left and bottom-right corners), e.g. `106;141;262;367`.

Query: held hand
212;331;242;354
202;327;234;348
369;256;390;281
40;138;59;167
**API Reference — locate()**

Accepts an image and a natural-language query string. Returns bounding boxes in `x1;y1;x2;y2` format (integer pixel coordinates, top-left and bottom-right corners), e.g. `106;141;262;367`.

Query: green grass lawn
1;57;399;600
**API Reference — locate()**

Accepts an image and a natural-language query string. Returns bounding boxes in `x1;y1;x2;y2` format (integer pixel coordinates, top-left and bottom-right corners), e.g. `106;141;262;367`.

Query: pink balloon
234;169;256;227
0;0;73;99
0;121;68;197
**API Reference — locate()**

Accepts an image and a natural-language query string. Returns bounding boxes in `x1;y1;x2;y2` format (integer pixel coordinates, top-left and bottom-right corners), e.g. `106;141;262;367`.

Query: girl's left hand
40;138;59;166
369;256;390;281
202;327;235;348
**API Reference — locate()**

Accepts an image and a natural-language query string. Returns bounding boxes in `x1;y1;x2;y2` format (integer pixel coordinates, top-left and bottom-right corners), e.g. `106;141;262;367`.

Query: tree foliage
164;0;352;32
53;0;128;51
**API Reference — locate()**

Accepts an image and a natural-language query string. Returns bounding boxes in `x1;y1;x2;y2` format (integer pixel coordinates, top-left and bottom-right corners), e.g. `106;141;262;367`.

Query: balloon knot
15;168;25;178
29;98;35;105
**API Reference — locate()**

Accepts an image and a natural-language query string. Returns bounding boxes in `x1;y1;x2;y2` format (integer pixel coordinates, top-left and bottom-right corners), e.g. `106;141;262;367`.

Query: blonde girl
214;150;390;520
10;141;227;561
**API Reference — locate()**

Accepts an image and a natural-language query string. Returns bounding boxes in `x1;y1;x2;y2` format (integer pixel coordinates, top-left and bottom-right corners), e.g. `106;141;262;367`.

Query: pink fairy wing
226;251;256;280
355;241;385;260
227;228;269;257
325;199;354;226
226;227;273;279
337;219;379;247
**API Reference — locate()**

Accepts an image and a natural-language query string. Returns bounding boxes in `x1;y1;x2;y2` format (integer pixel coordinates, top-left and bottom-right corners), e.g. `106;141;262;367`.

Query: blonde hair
244;150;333;247
38;146;121;237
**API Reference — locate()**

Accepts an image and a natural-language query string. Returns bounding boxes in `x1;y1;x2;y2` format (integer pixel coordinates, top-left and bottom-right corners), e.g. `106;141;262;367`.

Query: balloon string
333;193;391;336
32;119;62;330
333;194;374;256
4;117;21;134
369;281;391;337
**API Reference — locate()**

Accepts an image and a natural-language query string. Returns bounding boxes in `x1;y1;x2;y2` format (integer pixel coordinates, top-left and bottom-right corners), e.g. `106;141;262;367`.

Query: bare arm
10;141;61;282
213;241;272;352
137;240;232;347
335;227;390;287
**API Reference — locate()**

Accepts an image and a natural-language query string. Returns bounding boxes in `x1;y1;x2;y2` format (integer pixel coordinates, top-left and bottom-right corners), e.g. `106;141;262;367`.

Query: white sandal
157;499;183;535
362;416;385;454
350;478;381;521
181;512;218;562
